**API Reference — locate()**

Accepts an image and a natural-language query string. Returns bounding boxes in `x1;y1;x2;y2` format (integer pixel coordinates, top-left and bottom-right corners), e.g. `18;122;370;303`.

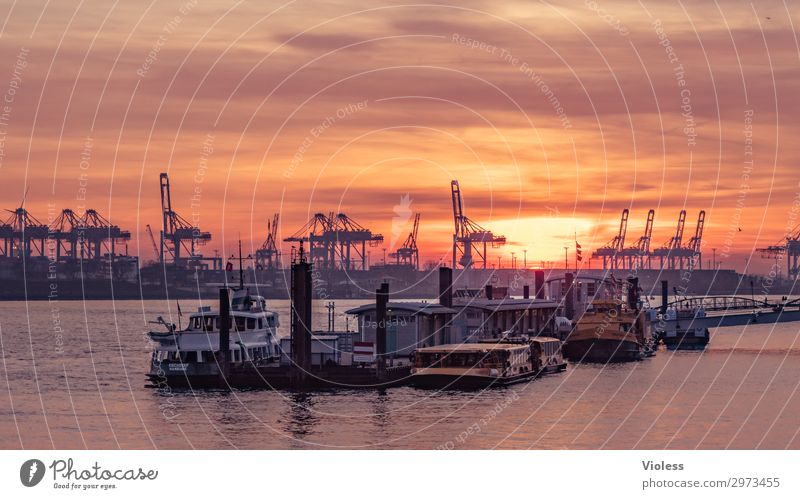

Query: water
2;299;800;449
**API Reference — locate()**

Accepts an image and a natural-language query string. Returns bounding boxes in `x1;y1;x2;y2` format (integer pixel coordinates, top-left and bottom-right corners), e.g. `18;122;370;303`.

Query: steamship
146;289;281;387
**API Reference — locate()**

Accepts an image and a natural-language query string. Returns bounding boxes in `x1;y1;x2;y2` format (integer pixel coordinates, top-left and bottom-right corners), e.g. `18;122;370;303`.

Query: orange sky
1;0;798;273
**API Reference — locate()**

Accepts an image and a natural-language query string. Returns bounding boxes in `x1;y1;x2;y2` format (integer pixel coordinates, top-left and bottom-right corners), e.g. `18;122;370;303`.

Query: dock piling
534;270;545;299
218;287;231;384
291;255;313;384
439;266;453;307
564;273;574;320
375;282;389;380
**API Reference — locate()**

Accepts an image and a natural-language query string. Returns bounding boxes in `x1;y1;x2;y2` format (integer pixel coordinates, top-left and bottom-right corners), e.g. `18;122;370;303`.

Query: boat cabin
345;302;456;356
451;297;561;341
413;343;533;376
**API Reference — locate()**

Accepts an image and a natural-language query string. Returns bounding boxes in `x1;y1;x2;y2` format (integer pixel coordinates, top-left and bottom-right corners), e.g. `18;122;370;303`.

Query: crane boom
451;180;464;238
687;210;705;253
670;210;686;249
145;224;160;260
642;209;655;252
616;209;629;251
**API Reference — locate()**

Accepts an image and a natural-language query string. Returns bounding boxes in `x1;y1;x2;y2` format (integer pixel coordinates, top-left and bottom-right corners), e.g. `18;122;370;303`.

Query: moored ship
562;278;651;363
146;289;281;388
410;336;566;389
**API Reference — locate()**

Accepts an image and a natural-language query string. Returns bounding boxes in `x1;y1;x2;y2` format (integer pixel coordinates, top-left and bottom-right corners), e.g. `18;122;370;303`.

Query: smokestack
661;280;669;315
218;288;231;382
534;271;545;299
485;285;493;300
564;273;574;320
627;277;640;310
291;257;313;378
523;285;530;299
375;282;389;379
439;267;453;308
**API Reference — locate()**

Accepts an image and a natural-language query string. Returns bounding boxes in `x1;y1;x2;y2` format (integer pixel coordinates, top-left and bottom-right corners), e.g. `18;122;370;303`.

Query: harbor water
1;299;799;449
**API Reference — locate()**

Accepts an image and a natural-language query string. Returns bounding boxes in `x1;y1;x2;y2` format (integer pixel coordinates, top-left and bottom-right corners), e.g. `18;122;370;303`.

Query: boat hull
562;338;643;363
146;363;412;390
662;330;709;350
409;370;542;390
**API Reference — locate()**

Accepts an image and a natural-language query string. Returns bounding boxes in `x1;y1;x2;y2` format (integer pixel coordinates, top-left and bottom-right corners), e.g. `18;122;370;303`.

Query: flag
575;240;583;261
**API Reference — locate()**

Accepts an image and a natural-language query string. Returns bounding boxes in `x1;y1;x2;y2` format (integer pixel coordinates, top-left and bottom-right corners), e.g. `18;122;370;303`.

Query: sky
0;0;798;273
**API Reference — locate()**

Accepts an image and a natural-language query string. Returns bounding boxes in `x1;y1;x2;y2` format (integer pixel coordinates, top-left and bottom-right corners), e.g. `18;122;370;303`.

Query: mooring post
439;266;453;308
291;253;313;387
534;270;545;299
375;282;389;380
564;273;574;320
218;287;231;385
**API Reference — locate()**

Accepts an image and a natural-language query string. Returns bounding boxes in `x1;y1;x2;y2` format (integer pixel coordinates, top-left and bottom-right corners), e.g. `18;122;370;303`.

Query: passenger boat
562;298;649;362
146;289;281;388
410;336;566;389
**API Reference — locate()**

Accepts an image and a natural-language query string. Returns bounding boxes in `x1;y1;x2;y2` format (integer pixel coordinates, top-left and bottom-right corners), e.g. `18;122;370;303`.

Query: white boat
146;289;281;387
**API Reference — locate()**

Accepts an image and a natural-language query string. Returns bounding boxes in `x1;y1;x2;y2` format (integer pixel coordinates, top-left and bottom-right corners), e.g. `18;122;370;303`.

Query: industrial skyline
5;171;797;279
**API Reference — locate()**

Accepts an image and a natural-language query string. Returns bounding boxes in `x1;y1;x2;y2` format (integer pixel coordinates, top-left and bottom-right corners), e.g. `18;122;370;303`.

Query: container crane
757;223;800;280
256;213;281;269
284;211;383;270
684;210;705;269
621;209;654;269
592;209;628;270
653;210;687;269
451;180;506;269
159;172;217;269
388;212;420;269
1;203;49;259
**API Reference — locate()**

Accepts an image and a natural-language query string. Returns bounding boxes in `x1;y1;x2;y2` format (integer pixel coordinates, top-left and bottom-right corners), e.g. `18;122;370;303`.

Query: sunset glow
1;0;798;272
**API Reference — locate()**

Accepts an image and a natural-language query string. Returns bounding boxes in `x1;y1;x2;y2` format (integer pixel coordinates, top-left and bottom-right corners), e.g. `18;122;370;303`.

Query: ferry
562;299;649;362
410;337;566;390
146;289;281;387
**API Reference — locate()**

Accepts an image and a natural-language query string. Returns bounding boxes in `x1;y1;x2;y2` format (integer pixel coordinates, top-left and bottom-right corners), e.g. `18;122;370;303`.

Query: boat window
267;316;275;327
235;316;246;331
247;318;256;330
179;351;194;362
203;316;215;331
258;318;263;329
